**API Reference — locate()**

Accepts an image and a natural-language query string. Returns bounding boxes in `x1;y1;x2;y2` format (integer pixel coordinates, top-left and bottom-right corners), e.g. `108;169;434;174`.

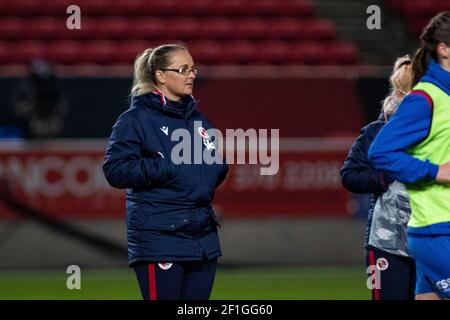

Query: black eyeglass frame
160;68;199;76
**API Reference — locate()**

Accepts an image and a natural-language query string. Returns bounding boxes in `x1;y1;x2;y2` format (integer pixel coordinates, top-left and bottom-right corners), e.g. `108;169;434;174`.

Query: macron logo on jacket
160;126;169;135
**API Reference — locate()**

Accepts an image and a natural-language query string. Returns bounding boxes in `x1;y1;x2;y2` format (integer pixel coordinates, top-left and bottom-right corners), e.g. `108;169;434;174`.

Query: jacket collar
422;59;450;94
131;90;199;119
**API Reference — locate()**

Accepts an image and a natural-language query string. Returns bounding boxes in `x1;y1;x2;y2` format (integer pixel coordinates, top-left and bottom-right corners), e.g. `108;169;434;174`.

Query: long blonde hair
382;55;412;120
131;43;188;96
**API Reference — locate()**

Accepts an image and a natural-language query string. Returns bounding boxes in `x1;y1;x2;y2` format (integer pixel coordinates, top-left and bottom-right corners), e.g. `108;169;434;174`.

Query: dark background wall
0;75;390;138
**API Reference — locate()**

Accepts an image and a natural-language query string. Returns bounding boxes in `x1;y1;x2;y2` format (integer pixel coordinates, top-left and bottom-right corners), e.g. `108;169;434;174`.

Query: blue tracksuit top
103;91;229;265
368;59;449;183
368;59;450;235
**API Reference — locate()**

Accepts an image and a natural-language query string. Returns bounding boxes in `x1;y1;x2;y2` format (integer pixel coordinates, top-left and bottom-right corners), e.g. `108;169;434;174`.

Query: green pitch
0;266;370;300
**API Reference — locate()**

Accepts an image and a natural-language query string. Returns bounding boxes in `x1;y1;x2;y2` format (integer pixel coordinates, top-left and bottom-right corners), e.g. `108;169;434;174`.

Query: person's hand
436;160;450;183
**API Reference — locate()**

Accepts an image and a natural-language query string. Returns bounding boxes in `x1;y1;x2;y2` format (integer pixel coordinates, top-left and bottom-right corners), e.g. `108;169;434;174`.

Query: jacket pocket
141;213;191;231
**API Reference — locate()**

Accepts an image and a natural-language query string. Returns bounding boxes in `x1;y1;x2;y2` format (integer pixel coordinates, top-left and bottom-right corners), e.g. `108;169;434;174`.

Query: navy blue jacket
103;91;228;266
340;118;393;247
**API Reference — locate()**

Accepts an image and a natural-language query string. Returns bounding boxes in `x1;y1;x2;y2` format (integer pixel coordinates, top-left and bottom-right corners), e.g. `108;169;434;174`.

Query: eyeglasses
160;67;199;76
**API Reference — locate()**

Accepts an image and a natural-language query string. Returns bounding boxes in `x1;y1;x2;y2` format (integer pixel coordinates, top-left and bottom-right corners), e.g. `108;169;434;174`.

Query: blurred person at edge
369;12;450;300
341;55;415;300
103;44;228;300
11;59;67;139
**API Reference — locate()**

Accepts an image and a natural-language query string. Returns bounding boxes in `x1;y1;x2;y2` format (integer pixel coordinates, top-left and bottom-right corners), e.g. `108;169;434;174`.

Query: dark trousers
133;259;217;300
365;248;416;300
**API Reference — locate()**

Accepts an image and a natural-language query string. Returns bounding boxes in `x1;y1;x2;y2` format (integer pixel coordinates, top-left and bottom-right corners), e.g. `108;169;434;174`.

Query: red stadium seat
134;18;168;39
95;17;131;39
45;41;82;64
183;0;214;16
196;18;235;40
302;20;337;40
47;17;99;40
233;18;269;40
133;0;179;16
0;18;25;40
256;41;292;64
291;41;324;64
27;17;62;40
0;41;12;63
11;41;46;64
0;0;360;66
267;18;304;40
107;0;147;17
0;0;39;16
188;41;224;64
249;0;314;17
221;41;258;64
322;42;359;65
36;0;75;16
113;40;153;64
165;18;201;40
249;0;283;16
278;0;315;17
75;0;112;16
79;41;117;64
208;0;248;16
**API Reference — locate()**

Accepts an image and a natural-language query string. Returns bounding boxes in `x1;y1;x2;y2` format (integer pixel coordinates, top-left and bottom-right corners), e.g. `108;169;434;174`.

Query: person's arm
340;123;392;194
368;93;439;183
103;113;175;189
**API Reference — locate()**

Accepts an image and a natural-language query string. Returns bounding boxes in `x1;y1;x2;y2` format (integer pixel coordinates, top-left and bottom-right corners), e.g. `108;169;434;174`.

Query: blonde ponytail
131;48;156;96
382;55;412;120
390;55;412;95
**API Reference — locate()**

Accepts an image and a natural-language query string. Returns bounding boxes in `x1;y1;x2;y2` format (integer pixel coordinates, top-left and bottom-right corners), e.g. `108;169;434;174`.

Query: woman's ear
155;70;166;84
437;42;449;59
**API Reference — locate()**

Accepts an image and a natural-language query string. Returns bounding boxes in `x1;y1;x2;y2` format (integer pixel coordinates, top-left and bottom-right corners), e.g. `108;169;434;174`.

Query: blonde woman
103;44;228;300
341;55;414;299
